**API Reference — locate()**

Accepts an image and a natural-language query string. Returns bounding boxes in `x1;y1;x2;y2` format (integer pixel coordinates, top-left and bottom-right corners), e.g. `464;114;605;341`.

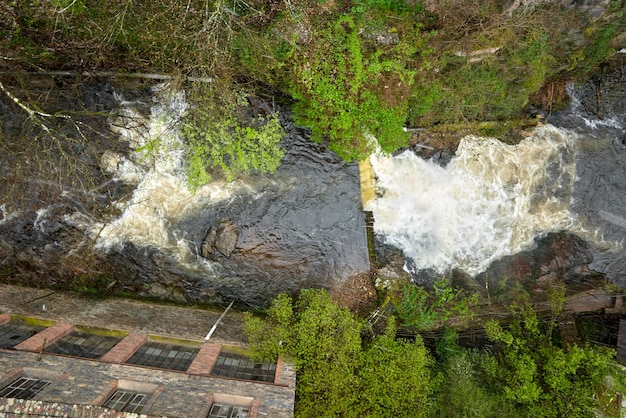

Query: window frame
210;349;276;383
103;389;150;413
207;403;251;418
96;379;163;415
200;393;257;418
0;376;51;400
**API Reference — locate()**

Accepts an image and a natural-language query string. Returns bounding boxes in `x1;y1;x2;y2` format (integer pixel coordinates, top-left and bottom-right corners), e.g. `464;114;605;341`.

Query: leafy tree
482;293;621;417
244;289;437;418
358;319;436;417
395;280;478;331
435;290;622;417
289;289;363;417
181;87;285;191
244;289;363;416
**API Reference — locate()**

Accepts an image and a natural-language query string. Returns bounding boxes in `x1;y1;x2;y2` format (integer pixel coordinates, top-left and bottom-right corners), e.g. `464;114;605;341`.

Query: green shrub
289;14;420;160
181;89;285;191
395;280;478;331
244;289;437;417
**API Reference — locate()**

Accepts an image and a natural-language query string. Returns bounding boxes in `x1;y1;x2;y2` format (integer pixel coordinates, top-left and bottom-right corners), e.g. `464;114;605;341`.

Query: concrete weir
358;157;376;209
358;157;378;270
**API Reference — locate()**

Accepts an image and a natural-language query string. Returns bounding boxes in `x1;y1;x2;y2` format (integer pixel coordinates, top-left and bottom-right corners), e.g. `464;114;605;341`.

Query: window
206;393;254;418
208;403;250;418
0;320;46;349
0;377;50;400
210;350;276;382
97;379;161;414
104;390;149;413
45;330;123;359
126;341;199;371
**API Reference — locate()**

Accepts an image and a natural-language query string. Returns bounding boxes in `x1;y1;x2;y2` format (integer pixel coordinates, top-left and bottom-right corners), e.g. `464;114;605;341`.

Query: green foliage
289;13;420;160
5;0;623;162
243;293;294;361
395;280;478;331
437;349;515;418
358;319;436;417
181;88;285;191
580;22;619;73
51;0;86;14
350;0;423;14
481;293;621;417
290;290;364;417
435;292;623;418
244;289;437;418
410;30;555;125
245;289;363;416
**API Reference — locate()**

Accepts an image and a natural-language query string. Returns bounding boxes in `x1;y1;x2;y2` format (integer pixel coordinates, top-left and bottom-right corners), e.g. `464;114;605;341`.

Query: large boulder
201;219;239;258
475;232;597;297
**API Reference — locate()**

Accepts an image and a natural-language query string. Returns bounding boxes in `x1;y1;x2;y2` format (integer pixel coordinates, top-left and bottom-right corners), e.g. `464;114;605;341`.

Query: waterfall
92;84;237;268
83;82;370;305
366;124;617;277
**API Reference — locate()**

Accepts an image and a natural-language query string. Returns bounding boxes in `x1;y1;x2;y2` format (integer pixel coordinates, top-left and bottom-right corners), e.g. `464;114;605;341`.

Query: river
367;66;626;288
90;83;371;306
0;68;624;307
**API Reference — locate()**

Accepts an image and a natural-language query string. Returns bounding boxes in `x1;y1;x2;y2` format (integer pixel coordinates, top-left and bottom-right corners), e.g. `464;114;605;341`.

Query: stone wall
0;349;295;418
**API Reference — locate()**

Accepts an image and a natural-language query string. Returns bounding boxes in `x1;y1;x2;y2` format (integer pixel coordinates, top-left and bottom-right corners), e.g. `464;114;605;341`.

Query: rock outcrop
201;219;239;258
475;232;600;297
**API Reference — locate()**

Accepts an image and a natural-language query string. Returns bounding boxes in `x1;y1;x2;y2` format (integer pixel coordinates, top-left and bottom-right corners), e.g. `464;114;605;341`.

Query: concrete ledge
100;334;147;364
14;323;73;352
358;157;376;209
187;343;221;375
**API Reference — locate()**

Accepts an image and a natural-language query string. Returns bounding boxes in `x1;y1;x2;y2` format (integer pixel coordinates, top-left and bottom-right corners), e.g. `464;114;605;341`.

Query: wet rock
201;219;239;258
361;28;400;45
450;268;487;297
141;283;188;303
476;232;596;296
200;228;217;259
559;0;613;21
431;150;454;167
0;238;14;259
374;238;408;278
214;219;239;257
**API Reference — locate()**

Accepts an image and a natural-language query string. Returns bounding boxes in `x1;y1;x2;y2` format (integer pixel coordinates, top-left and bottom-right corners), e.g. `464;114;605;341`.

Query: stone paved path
0;284;246;344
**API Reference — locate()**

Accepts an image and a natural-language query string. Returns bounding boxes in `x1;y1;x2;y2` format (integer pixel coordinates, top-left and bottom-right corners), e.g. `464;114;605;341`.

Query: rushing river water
90;84;370;306
0;69;624;306
367;125;586;276
367;71;626;286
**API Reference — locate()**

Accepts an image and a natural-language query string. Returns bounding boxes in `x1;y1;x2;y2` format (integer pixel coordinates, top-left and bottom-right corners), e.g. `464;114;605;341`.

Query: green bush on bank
436;293;623;418
2;0;622;166
287;13;419;160
395;279;478;331
245;288;623;418
244;289;437;417
181;87;285;190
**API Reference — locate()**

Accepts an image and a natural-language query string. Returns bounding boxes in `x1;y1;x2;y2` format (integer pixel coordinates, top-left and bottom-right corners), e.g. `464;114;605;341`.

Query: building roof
0;285;295;418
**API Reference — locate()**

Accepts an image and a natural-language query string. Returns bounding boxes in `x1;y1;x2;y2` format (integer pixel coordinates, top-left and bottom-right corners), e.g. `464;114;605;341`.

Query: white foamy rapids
366;125;586;276
566;83;624;131
92;84;235;265
0;204;21;226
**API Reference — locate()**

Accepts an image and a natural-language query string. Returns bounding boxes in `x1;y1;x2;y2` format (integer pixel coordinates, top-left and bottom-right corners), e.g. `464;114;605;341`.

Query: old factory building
0;285;295;417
